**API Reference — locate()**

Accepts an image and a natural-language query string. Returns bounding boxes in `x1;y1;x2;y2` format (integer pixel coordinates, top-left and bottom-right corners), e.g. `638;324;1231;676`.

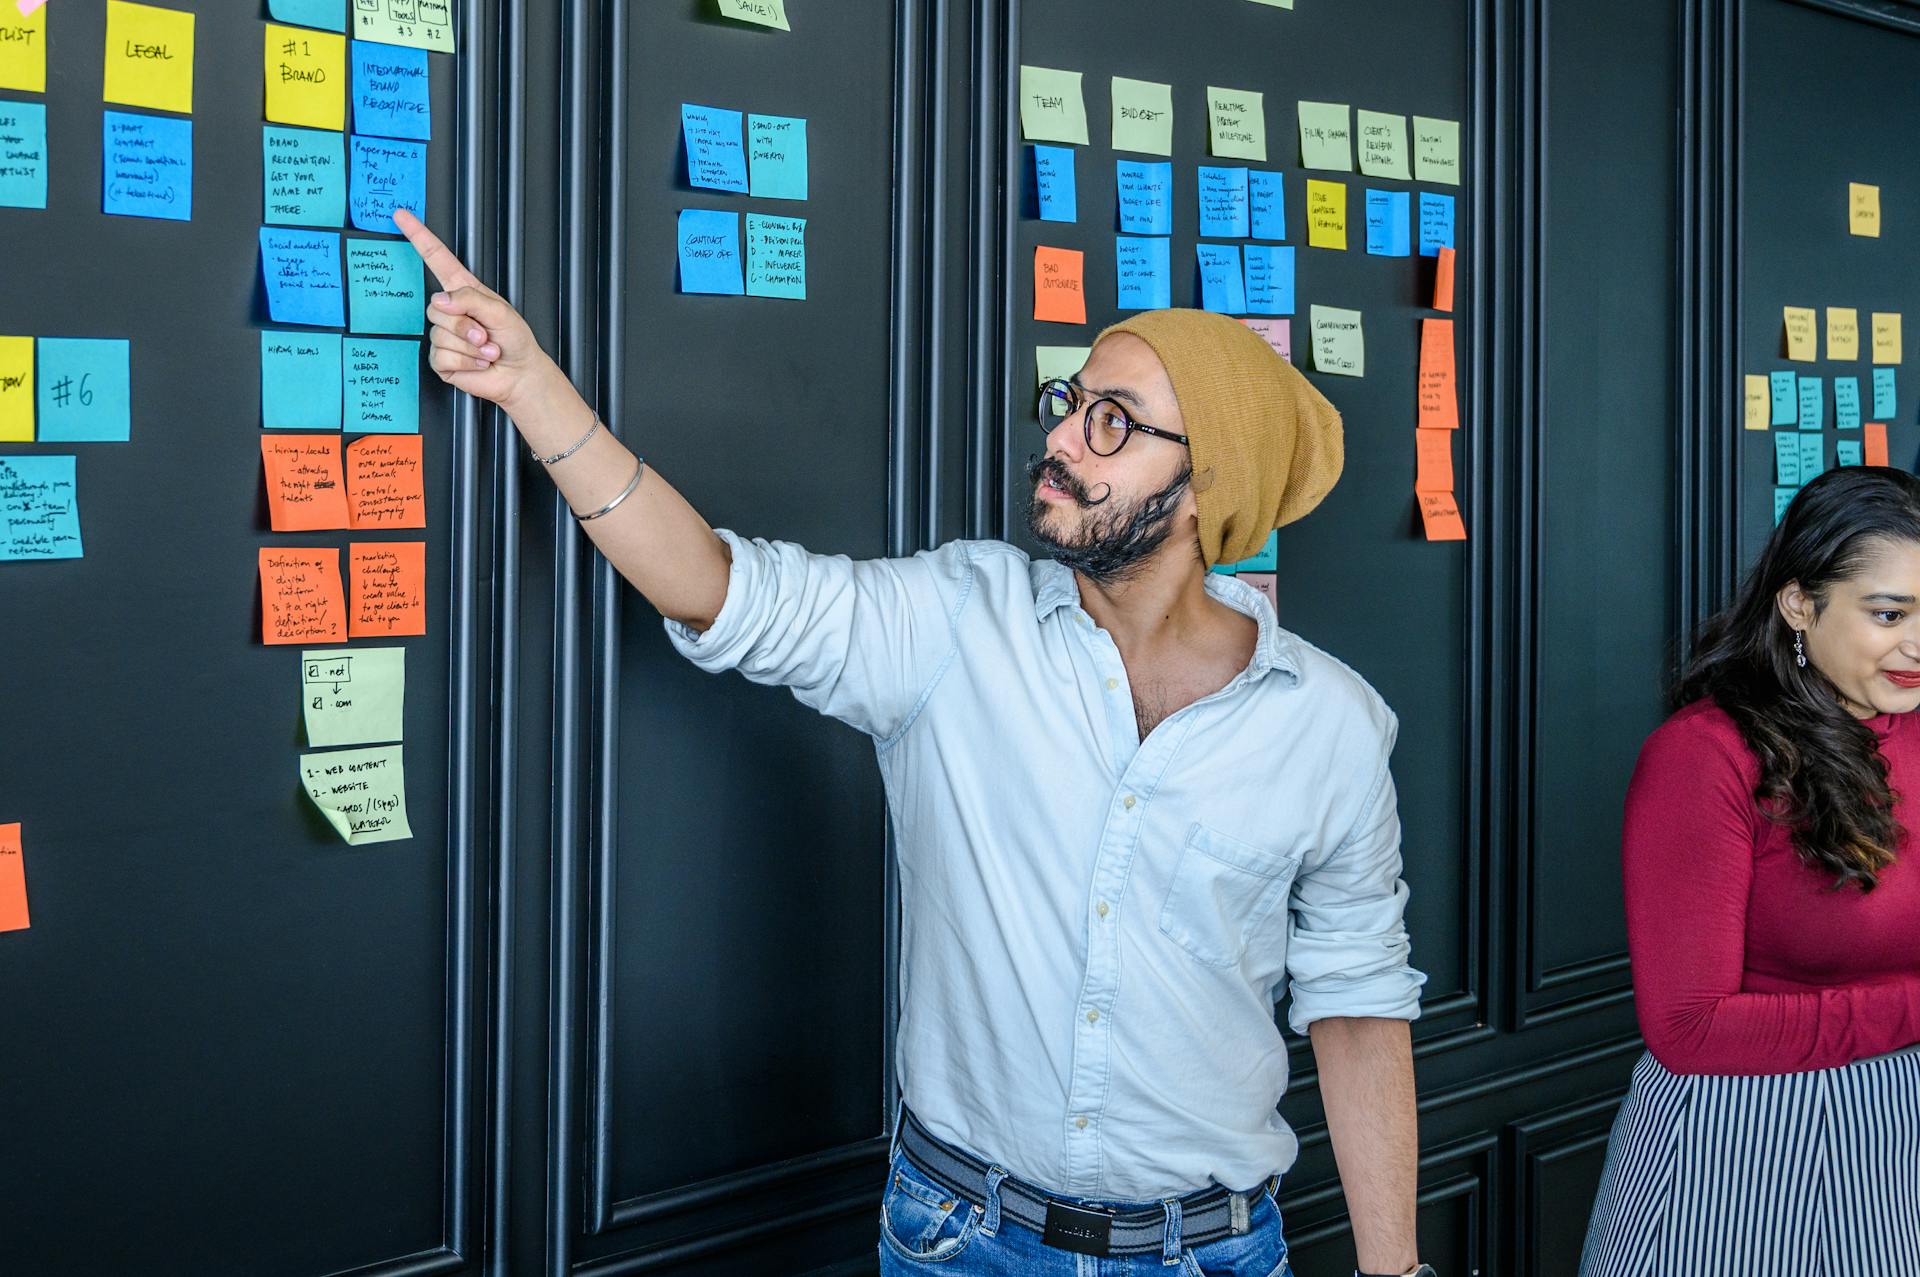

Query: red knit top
1623;699;1920;1075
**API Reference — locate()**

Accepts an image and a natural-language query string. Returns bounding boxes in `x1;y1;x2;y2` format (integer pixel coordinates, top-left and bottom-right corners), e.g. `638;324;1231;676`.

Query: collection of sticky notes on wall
676;100;809;299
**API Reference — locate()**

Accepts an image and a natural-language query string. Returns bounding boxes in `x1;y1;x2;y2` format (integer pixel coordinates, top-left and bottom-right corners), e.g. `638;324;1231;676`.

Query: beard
1024;452;1193;587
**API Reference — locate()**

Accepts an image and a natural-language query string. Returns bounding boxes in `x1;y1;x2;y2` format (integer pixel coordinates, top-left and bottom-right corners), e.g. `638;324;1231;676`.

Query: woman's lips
1884;670;1920;688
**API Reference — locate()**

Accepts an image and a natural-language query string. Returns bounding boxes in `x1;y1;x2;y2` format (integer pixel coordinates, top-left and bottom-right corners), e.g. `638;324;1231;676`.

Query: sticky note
1433;246;1455;312
1798;431;1824;479
715;0;789;31
343;337;420;433
1827;307;1859;361
744;213;806;299
1019;66;1088;146
1837;440;1863;467
105;1;195;115
1355;109;1409;179
0;335;30;442
349;539;426;637
261;434;351;532
262;331;343;429
1873;367;1896;419
261;546;346;644
349;135;425;231
1207;86;1265;161
0;101;48;209
1033;245;1086;324
1307;179;1346;249
1115;236;1171;310
747;113;807;200
263;126;347;226
262;228;346;327
1240;317;1289;361
354;0;455;53
1243;0;1295;8
346;434;425;528
101;112;193;221
681;103;748;193
1309;304;1364;376
1769;371;1796;425
1198;166;1250;238
1834;377;1861;430
1418;192;1454;257
1773;430;1800;485
1742;375;1768;430
302;647;404;747
347;237;424;334
1035;345;1090;403
677;208;743;295
1297;101;1351;171
0;455;80;560
1032;145;1076;222
1224;530;1278;573
1797;376;1823;431
1412;117;1460;184
1415;427;1454;493
1111;77;1173;155
1865;422;1889;467
0;823;25;932
299;744;412;844
264;23;345;131
1872;312;1902;364
1418;318;1458;430
1242;245;1293;316
272;0;347;33
352;41;430;141
1116;160;1172;234
1849;182;1880;237
0;3;45;93
1364;189;1410;256
37;338;130;442
1248;171;1284;240
1773;487;1796;526
1782;307;1817;362
1196;244;1246;314
1418;492;1467;541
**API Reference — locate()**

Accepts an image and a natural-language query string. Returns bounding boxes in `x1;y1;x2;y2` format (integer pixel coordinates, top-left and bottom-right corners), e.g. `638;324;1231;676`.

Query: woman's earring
1794;630;1807;668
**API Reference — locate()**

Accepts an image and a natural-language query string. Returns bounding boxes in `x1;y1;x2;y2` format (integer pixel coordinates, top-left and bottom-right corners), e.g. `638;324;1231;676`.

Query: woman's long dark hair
1675;466;1920;891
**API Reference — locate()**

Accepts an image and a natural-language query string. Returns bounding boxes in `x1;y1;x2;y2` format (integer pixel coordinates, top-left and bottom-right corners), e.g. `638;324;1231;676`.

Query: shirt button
1096;900;1109;918
1123;794;1136;809
1105;677;1118;690
1086;1009;1099;1023
1075;1115;1089;1129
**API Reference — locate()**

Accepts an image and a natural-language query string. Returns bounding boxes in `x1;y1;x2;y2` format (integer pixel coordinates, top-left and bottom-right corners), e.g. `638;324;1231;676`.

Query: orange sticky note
346;435;426;529
0;822;28;934
262;435;351;532
1418;491;1467;541
1414;428;1455;494
1417;318;1459;431
261;547;347;645
350;540;426;637
1033;246;1086;324
1865;422;1889;468
1432;246;1455;312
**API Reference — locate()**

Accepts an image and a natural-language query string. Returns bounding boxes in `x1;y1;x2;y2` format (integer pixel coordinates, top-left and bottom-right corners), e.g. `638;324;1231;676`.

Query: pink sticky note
1240;317;1291;362
17;0;48;15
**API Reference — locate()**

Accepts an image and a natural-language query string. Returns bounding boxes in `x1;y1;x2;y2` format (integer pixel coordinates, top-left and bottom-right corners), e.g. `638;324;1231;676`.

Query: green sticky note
1412;116;1460;185
262;331;343;429
1110;77;1172;156
353;0;453;53
1309;304;1365;377
302;647;404;746
1355;109;1409;179
1207;86;1265;161
1019;65;1088;146
716;0;790;30
1243;0;1295;7
1297;101;1352;171
299;743;412;844
1036;345;1090;410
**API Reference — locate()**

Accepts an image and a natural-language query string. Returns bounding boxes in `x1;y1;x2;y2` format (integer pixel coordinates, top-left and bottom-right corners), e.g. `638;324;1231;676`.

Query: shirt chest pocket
1157;823;1305;968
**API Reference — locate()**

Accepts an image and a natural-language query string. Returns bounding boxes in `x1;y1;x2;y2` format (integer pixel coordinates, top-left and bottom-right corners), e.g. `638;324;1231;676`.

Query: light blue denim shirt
666;530;1426;1202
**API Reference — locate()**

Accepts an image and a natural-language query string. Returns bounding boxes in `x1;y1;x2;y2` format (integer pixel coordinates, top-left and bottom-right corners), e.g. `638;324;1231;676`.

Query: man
397;209;1434;1277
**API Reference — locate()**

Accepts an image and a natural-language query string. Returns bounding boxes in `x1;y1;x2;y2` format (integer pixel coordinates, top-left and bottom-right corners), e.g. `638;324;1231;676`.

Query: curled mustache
1025;453;1111;507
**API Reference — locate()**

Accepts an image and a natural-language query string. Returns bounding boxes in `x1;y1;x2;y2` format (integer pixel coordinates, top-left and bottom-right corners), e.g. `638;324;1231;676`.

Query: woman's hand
394;207;557;415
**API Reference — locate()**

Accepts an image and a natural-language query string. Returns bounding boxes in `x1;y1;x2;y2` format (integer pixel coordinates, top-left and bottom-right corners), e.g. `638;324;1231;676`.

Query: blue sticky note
1773;431;1800;486
263;126;347;227
1248;170;1285;240
1365;189;1411;256
1115;236;1171;310
346;238;424;334
677;209;743;295
343;338;420;433
1797;376;1824;431
262;331;343;429
1117;161;1173;235
1773;486;1796;526
352;41;430;141
1243;245;1295;316
0;456;82;561
1229;530;1278;573
681;104;748;193
1798;431;1824;478
747;114;807;201
269;0;346;32
1032;145;1076;223
1874;367;1897;420
0;102;47;210
745;213;806;299
1837;439;1863;466
102;111;192;221
37;339;131;443
1769;371;1797;426
261;228;346;327
1834;376;1861;430
1197;166;1250;238
1196;244;1246;314
349;135;426;232
1418;192;1455;256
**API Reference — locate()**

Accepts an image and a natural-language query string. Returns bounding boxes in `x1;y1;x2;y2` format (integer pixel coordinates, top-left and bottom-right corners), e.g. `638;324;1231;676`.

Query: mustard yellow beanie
1096;309;1344;566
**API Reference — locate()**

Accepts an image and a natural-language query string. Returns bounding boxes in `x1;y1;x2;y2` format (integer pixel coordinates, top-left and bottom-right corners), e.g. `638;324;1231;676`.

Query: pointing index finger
393;208;477;291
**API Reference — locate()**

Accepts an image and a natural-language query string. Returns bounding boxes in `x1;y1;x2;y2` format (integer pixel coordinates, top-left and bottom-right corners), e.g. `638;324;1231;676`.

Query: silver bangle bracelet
532;413;601;465
573;455;646;522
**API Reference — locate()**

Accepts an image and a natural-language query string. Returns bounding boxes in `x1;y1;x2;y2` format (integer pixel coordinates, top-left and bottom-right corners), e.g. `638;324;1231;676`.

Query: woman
1582;467;1920;1276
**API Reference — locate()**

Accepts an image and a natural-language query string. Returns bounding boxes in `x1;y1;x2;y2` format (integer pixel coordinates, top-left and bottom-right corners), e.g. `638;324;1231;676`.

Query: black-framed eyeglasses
1036;378;1190;457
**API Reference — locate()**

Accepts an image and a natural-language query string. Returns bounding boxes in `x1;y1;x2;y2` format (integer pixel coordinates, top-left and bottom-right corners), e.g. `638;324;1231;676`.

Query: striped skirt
1581;1045;1920;1276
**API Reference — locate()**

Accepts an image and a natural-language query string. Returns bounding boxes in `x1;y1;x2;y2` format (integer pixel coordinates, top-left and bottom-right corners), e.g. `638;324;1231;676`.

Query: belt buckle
1042;1199;1114;1256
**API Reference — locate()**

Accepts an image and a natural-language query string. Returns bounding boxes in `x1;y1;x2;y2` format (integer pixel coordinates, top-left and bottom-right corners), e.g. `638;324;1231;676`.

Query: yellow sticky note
1019;65;1088;146
264;24;345;131
1873;313;1903;364
1826;307;1859;361
0;336;32;442
1206;86;1266;161
0;4;47;94
1110;77;1173;156
1355;109;1409;179
103;1;194;115
1307;179;1346;250
1743;374;1768;431
715;0;790;30
1782;306;1817;362
1849;182;1880;238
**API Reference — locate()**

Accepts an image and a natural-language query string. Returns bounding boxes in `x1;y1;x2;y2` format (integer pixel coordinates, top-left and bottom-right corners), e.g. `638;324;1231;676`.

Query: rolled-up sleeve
663;528;974;744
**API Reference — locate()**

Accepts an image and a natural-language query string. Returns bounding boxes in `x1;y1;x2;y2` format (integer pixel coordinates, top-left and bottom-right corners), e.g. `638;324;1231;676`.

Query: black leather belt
893;1104;1278;1258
